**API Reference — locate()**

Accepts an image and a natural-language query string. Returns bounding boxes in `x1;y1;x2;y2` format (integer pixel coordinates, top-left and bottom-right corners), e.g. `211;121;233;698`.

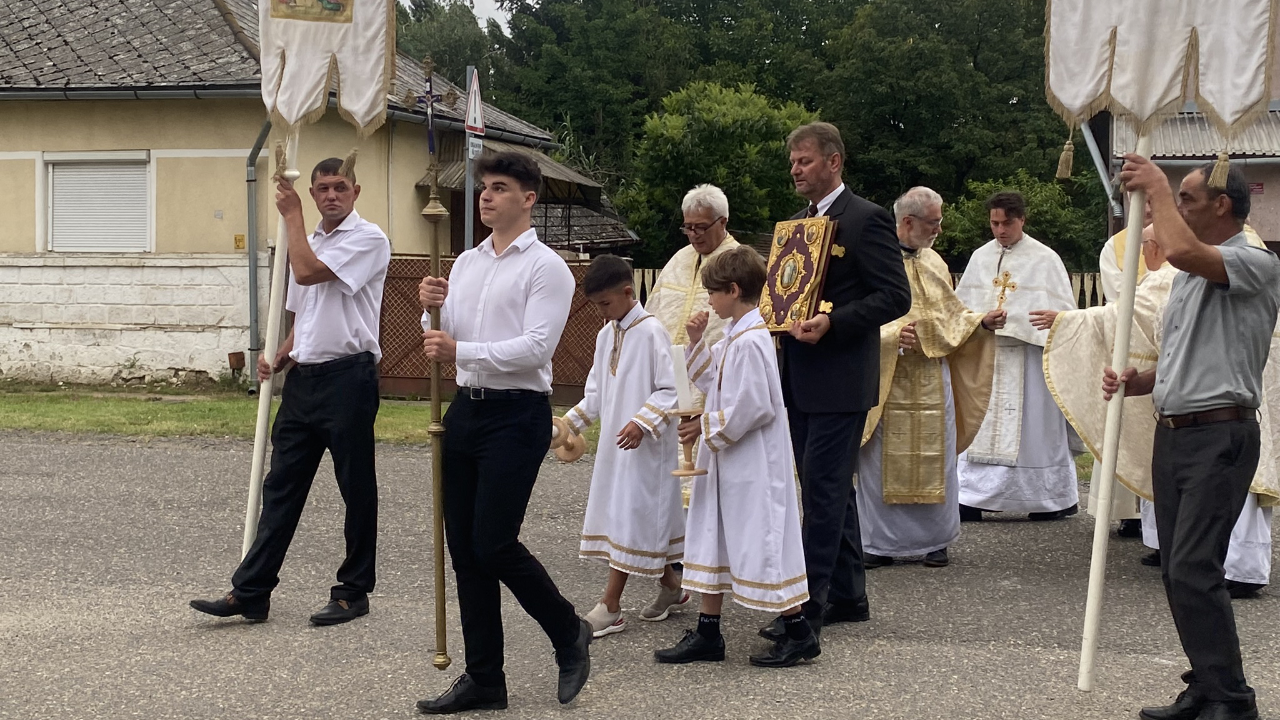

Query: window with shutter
49;162;149;252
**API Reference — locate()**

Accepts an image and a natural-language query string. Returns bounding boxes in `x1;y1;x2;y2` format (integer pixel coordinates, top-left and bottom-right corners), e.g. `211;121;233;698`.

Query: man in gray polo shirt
1106;158;1280;720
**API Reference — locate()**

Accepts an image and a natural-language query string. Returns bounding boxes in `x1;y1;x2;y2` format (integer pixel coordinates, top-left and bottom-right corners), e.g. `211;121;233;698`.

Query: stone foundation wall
0;253;269;383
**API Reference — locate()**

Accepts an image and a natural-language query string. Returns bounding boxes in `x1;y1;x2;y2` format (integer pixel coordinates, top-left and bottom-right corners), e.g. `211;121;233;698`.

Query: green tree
490;0;696;178
615;82;817;267
935;168;1109;272
396;0;504;87
818;0;1066;207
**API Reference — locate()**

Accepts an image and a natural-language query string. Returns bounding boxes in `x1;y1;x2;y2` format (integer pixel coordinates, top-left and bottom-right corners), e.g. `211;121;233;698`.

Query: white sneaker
584;602;626;638
639;582;690;622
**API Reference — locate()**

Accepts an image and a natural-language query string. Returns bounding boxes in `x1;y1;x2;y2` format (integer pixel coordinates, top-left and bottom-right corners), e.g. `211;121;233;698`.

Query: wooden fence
379;260;1108;400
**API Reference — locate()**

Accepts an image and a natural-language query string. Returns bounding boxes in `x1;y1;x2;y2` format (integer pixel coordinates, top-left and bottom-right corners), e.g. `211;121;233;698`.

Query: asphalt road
3;431;1277;719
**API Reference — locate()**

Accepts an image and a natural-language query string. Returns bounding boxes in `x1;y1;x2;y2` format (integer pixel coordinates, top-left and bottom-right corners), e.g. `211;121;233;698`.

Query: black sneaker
417;674;508;714
189;592;269;622
654;629;725;664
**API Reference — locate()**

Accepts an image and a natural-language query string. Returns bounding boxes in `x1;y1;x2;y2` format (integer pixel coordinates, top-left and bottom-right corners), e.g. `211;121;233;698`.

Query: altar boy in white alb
653;246;813;669
954;192;1079;521
563;255;689;639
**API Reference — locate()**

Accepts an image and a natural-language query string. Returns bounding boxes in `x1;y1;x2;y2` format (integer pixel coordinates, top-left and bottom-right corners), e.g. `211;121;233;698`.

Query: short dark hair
311;157;354;184
475;151;542;195
1196;162;1250;223
786;121;846;161
701;246;767;303
583;254;634;296
985;191;1026;219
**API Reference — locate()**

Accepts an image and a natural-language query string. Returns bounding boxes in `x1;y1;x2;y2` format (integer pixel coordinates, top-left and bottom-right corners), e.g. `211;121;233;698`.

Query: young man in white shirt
190;158;391;626
415;152;592;714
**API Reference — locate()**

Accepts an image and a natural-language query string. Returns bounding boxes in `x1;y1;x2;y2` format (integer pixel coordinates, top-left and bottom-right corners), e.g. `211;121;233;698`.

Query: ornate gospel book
759;216;838;333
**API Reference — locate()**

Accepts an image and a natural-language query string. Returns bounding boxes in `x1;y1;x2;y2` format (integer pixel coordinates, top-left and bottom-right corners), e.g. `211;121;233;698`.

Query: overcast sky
470;0;508;27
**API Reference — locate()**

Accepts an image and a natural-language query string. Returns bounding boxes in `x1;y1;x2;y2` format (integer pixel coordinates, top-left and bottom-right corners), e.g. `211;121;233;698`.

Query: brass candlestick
672;410;709;478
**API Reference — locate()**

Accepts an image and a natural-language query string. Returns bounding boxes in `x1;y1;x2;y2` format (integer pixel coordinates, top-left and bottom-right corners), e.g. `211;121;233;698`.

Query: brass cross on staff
992;270;1018;309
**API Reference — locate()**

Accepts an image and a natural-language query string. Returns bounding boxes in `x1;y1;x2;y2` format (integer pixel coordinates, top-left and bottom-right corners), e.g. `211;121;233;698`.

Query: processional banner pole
1077;132;1150;691
243;131;299;557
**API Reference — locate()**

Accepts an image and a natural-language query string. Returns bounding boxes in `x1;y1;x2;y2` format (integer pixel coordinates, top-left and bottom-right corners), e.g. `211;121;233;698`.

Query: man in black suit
758;121;912;662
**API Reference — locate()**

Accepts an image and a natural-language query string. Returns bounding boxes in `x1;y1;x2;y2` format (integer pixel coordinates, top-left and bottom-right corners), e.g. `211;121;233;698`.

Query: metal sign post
463;66;485;251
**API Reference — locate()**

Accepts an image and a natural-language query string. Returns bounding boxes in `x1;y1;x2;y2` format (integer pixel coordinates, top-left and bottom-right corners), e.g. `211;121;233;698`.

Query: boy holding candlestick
562;255;691;638
654;245;815;668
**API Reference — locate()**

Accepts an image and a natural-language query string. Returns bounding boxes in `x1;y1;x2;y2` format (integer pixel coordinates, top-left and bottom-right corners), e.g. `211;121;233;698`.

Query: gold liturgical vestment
862;247;995;504
648;235;741;349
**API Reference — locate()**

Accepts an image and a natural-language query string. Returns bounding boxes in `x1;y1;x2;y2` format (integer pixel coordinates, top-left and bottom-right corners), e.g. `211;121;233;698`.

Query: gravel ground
2;430;1277;720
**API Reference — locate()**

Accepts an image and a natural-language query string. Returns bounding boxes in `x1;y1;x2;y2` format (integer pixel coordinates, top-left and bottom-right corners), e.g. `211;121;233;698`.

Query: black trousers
442;392;579;688
1152;419;1259;706
232;352;380;604
787;407;869;622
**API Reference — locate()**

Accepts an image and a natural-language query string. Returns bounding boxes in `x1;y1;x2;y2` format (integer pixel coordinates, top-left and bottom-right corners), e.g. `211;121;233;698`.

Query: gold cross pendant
992;270;1018;309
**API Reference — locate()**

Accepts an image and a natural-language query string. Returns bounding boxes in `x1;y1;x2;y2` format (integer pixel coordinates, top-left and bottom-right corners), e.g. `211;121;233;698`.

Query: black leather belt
1155;406;1257;429
460;387;549;400
294;351;374;376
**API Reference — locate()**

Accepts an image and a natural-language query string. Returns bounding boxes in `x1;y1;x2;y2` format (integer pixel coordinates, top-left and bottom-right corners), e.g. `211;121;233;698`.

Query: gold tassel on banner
1056;138;1075;180
1208;151;1230;190
338;148;359;179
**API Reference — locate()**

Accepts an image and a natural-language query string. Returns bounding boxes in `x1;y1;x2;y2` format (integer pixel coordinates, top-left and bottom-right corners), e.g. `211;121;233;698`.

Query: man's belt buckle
469;387;486;400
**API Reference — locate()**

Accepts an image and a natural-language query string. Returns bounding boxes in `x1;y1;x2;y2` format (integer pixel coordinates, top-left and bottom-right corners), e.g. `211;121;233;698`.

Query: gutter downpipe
246;119;272;394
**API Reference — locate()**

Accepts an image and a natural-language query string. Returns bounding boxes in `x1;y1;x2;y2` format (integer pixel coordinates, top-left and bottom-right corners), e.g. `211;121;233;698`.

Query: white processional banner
259;0;395;135
1046;0;1275;133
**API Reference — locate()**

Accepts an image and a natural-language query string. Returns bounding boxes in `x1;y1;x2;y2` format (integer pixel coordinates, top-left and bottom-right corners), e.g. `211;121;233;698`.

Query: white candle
669;344;695;412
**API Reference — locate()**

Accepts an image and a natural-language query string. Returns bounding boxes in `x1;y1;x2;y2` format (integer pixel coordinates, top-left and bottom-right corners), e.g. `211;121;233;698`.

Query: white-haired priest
856;187;997;569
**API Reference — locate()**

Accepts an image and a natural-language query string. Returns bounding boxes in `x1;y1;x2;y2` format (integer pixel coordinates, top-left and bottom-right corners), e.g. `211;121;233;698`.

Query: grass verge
0;385;601;450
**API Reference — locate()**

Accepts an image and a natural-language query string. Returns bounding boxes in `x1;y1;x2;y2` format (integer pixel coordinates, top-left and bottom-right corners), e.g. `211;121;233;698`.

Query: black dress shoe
1226;580;1266;599
555;619;591;704
1118;519;1143;538
1029;503;1079;521
959;504;984;522
190;592;269;622
923;548;950;567
654;629;725;663
1195;701;1259;720
1138;688;1204;720
1141;551;1162;567
864;553;893;569
749;632;821;668
309;597;369;626
417;674;508;714
823;599;870;625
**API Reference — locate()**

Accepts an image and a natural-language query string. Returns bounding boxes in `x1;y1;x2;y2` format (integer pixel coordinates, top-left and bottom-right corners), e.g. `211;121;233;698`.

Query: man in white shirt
190;158;391;627
415;152;592;714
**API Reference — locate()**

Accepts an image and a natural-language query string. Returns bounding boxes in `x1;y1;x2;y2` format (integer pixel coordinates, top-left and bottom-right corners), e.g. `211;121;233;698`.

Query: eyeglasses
680;217;726;236
908;215;943;229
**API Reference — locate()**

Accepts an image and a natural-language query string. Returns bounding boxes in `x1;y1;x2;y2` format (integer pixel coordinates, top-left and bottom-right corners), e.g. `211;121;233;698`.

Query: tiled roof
0;0;260;88
1113;112;1280;158
0;0;552;141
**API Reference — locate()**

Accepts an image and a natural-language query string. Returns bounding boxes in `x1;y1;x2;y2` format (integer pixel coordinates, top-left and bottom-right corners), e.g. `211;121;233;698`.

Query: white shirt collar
616;301;645;329
313;209;362;237
815;183;846;217
724;307;765;337
479;227;539;257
